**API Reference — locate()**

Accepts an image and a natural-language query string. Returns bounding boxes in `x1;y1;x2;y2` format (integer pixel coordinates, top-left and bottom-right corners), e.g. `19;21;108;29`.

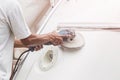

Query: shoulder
0;0;22;23
8;0;20;8
0;0;21;11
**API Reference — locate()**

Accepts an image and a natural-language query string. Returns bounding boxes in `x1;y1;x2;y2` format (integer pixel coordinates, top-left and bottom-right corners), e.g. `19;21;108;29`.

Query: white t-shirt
0;0;31;79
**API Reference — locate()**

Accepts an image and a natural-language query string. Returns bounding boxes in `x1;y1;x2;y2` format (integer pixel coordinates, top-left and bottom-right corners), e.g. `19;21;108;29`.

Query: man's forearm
14;34;50;48
14;40;27;48
20;34;50;47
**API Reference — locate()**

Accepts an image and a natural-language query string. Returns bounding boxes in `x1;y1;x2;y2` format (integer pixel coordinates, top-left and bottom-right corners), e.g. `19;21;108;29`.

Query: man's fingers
52;37;63;46
35;45;43;51
35;46;39;51
48;31;64;46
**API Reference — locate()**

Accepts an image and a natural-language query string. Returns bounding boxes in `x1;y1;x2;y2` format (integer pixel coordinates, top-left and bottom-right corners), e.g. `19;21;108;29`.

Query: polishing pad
61;33;85;49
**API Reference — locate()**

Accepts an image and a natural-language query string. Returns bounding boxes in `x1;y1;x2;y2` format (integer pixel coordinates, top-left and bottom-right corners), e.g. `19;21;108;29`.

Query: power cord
10;47;34;80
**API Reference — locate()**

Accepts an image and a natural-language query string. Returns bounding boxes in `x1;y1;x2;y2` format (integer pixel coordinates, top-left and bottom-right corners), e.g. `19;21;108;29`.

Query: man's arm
14;39;25;48
14;38;44;51
14;32;63;48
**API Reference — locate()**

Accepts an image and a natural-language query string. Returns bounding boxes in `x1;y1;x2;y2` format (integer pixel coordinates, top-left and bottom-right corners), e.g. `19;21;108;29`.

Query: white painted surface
27;31;120;80
15;0;120;80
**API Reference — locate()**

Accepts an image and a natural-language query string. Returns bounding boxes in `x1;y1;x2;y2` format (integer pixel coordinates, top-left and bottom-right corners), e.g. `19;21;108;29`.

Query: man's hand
48;31;63;46
48;29;75;46
33;45;43;51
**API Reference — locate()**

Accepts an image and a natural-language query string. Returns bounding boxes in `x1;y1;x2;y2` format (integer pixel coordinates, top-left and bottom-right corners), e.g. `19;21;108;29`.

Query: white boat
13;0;120;80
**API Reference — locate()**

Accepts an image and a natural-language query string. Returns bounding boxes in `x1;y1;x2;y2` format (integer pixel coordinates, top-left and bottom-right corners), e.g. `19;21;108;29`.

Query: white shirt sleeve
7;1;31;39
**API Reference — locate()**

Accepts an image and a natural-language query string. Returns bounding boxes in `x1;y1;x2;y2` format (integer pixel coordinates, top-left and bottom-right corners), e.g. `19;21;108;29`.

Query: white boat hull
15;0;120;80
